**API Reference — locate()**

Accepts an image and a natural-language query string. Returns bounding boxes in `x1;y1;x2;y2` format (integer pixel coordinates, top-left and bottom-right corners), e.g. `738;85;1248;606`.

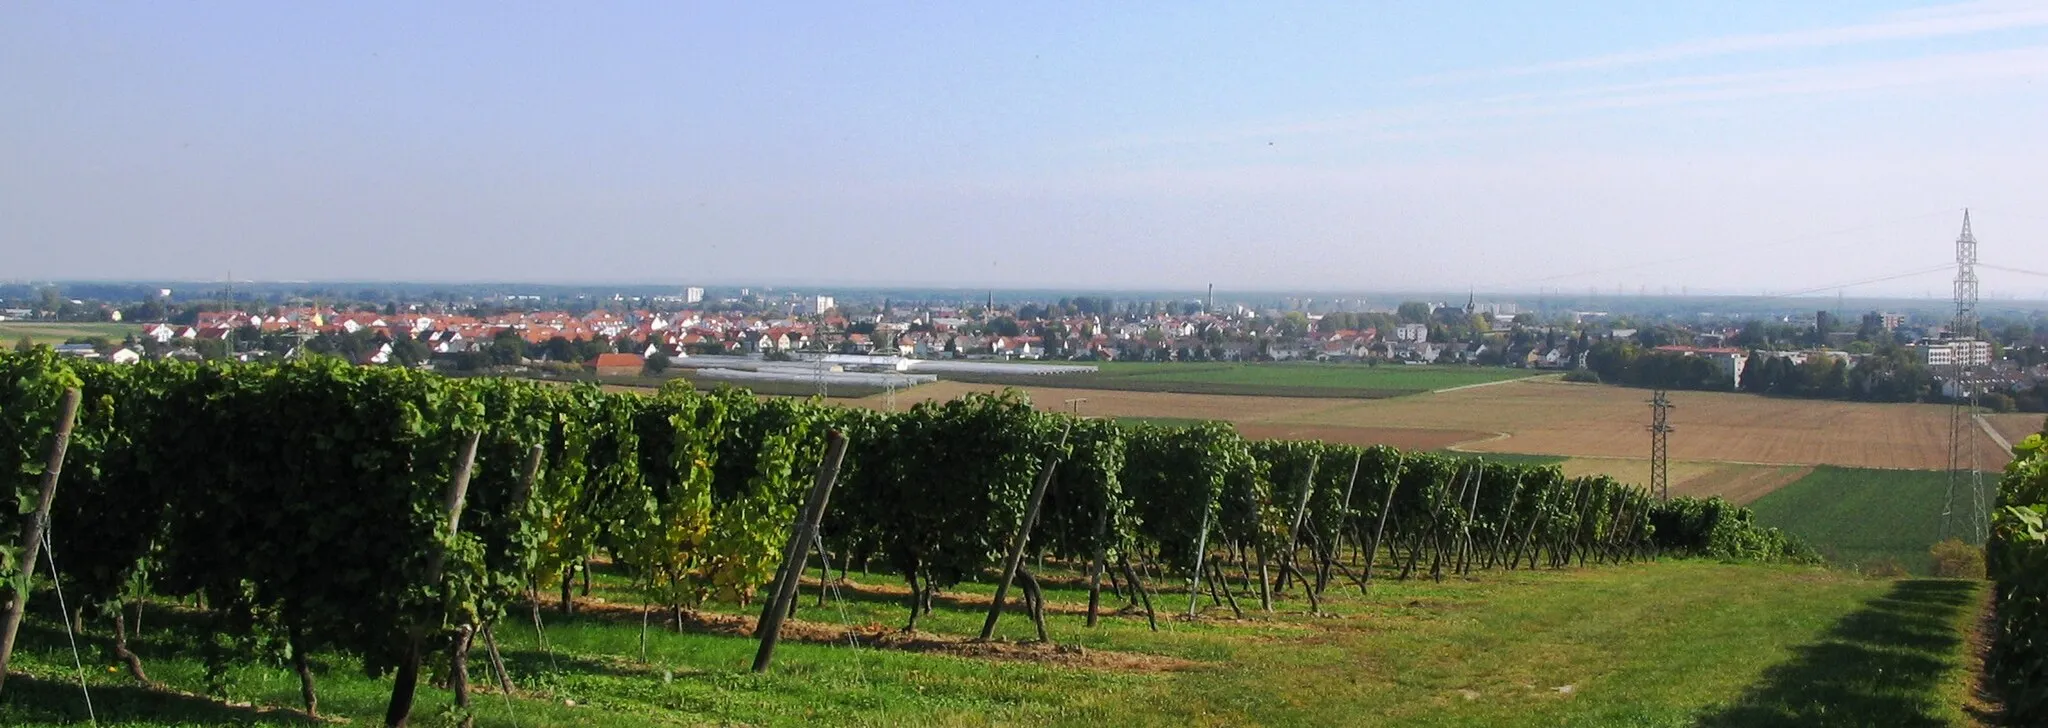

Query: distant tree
489;331;527;366
194;338;229;361
390;335;430;367
1396;301;1432;324
574;335;608;362
989;317;1022;337
644;351;671;375
542;336;577;362
1731;320;1768;348
1740;356;1772;394
13;336;34;353
1278;312;1310;339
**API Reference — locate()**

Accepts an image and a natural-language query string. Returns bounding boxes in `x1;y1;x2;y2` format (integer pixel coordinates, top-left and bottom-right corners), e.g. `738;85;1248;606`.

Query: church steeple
1465;290;1476;314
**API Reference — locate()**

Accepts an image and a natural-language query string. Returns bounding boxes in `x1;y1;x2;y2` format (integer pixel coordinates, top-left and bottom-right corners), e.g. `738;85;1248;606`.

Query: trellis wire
41;523;96;725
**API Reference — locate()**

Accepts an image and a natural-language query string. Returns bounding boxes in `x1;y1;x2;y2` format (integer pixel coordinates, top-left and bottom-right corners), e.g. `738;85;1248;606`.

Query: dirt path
1975;414;2014;453
1431;374;1551;394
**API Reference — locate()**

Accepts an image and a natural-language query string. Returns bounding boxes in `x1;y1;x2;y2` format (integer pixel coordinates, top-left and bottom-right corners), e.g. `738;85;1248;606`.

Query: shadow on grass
0;674;317;726
1697;579;1978;728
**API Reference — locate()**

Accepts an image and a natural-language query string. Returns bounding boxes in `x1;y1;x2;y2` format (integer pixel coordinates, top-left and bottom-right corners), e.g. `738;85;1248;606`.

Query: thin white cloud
1098;45;2048;150
1413;0;2048;84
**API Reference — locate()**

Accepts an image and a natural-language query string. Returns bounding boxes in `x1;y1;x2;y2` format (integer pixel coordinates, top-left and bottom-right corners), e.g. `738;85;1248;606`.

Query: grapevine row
1;351;1719;723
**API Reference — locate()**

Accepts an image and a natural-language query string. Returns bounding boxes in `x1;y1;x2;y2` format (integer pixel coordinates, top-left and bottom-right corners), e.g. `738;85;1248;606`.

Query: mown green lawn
0;561;1986;727
1749;466;1996;575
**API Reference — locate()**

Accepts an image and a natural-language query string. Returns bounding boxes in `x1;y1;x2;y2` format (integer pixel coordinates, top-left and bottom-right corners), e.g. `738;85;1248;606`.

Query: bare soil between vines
565;593;1196;672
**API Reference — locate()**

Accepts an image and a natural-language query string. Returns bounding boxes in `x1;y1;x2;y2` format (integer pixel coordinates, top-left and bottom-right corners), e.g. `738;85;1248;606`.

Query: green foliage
1989;442;2048;722
1649;496;1815;562
1122;422;1249;569
0;350;1676;717
1584;340;1733;391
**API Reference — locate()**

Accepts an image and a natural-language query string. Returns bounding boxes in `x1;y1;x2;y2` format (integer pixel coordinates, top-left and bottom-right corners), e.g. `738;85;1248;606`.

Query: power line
1979;262;2048;279
1471;208;1962;291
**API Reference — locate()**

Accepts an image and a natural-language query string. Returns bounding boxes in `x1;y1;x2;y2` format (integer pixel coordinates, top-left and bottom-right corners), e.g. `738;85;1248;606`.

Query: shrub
1861;557;1911;579
1561;370;1601;384
1929;537;1985;579
1648;496;1818;563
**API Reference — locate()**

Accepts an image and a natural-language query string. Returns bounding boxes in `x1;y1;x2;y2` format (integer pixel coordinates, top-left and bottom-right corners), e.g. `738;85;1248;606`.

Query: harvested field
1557;458;1813;504
1281;379;2013;470
1986;412;2045;448
1232;423;1488;450
861;378;2019;472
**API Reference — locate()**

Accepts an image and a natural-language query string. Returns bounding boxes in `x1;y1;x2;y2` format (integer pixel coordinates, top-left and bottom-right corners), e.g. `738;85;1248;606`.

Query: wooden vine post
752;430;849;673
1358;453;1405;592
0;387;81;695
481;443;545;697
980;452;1063;641
384;430;481;728
1485;475;1525;570
1084;501;1110;628
1279;455;1320;613
1332;451;1363;569
1184;504;1213;618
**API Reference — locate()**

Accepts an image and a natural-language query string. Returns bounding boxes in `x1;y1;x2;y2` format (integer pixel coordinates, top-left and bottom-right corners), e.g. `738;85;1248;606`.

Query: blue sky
6;1;2048;297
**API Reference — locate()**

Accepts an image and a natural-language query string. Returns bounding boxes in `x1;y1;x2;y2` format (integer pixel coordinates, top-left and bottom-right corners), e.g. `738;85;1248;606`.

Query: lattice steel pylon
1940;210;1990;545
1648;390;1674;501
1954;209;1979;338
1943;370;1989;545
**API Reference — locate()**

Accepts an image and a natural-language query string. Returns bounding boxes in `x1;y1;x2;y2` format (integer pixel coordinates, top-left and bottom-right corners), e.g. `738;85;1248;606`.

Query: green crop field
1748;466;1995;575
0;322;143;347
0;563;1985;727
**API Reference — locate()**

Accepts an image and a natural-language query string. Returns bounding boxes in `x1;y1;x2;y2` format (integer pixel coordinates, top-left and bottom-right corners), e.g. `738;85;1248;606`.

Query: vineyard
0;351;1793;726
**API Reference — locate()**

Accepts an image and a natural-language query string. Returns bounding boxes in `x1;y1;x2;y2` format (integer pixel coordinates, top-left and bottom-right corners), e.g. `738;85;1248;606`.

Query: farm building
590;352;646;377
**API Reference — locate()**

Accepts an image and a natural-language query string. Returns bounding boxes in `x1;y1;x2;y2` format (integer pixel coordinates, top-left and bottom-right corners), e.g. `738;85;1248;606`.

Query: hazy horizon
7;2;2048;297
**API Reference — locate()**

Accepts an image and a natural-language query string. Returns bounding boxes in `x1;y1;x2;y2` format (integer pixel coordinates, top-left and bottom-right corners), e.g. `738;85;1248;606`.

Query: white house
107;348;142;365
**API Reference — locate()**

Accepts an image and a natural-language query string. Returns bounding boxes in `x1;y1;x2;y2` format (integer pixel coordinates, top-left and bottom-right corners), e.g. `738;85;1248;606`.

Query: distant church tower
1464;290;1476;315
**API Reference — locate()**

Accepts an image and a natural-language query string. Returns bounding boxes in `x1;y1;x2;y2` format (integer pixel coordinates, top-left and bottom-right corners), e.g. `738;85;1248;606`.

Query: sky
5;1;2048;298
